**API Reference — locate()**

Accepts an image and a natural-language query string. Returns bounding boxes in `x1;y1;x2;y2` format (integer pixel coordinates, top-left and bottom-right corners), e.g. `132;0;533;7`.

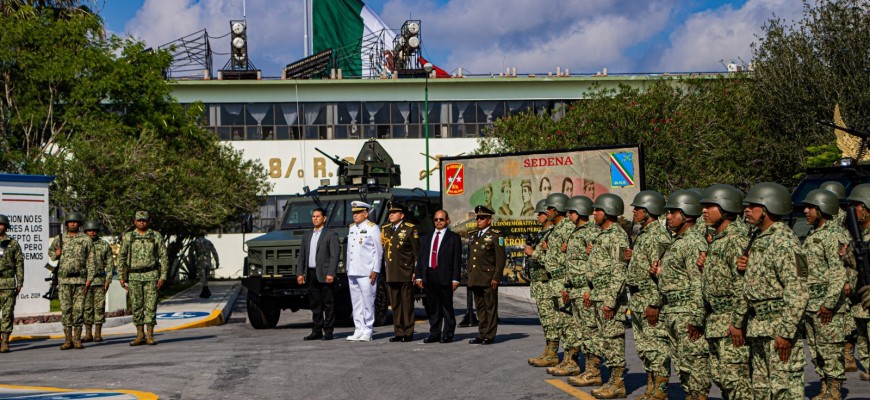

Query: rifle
737;227;760;276
42;232;64;300
846;206;870;294
521;227;551;282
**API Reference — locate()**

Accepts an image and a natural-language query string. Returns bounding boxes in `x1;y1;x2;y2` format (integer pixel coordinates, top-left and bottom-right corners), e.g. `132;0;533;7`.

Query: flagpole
303;0;308;57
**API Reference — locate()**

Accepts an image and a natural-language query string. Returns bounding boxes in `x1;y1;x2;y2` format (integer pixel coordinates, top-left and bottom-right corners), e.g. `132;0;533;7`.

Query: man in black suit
296;208;340;341
415;210;462;343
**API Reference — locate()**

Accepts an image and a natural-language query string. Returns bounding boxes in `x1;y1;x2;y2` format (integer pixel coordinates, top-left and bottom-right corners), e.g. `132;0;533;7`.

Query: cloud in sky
121;0;804;77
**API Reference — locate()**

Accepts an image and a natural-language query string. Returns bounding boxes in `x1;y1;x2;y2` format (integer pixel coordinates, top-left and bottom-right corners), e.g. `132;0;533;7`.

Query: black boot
458;313;472;328
199;286;211;299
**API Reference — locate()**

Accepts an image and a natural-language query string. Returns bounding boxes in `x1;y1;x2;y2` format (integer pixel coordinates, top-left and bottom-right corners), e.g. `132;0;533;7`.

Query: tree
1;1;271;267
752;0;870;163
481;77;782;193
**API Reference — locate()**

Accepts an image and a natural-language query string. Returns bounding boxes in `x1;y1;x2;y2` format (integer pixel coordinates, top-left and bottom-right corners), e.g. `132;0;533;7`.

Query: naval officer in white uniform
346;201;382;341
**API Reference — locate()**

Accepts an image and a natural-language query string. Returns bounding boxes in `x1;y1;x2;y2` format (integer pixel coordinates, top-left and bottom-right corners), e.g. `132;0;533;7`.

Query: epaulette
349;223;355;227
381;223;390;228
366;221;376;227
404;222;415;228
491;229;501;234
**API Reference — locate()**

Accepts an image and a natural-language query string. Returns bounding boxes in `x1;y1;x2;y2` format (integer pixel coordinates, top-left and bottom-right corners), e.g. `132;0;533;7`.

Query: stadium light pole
423;62;433;191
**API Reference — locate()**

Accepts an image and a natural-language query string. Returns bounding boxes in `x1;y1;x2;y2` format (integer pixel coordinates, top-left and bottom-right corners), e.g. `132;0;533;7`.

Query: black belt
130;265;158;273
62;271;81;278
627;285;639;295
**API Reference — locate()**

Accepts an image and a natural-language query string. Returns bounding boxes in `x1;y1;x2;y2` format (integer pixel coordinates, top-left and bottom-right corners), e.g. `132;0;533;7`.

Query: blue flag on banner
609;152;635;187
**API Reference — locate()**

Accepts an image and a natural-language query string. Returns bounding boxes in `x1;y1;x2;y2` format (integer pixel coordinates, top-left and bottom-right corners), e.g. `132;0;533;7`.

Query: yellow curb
546;378;596;399
0;384;158;399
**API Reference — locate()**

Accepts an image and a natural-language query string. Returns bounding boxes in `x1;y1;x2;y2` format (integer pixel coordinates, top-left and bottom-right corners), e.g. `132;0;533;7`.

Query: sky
97;0;806;78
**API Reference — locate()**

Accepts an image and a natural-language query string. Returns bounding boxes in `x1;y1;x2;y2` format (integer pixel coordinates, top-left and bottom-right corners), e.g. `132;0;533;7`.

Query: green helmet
0;214;9;227
846;183;870;208
83;220;102;232
802;189;840;217
630;190;665;216
566;196;593;216
535;199;548;214
819;181;846;199
545;193;570;213
744;182;792;216
64;212;84;223
687;188;704;197
699;184;744;214
665;190;702;217
592;193;624;217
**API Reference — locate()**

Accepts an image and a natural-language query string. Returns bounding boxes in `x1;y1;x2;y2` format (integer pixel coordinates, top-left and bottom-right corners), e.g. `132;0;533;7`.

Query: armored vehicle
242;140;439;329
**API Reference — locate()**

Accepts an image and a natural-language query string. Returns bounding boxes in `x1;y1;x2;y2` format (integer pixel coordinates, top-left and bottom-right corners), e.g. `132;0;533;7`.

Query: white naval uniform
346;220;382;337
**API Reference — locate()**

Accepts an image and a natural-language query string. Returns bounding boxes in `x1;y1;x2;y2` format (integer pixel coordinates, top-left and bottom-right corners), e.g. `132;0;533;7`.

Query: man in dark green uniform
382;202;420;342
467;205;506;345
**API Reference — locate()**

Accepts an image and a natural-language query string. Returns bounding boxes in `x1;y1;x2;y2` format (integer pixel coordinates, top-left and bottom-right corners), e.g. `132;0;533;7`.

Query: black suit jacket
296;228;340;282
415;229;462;286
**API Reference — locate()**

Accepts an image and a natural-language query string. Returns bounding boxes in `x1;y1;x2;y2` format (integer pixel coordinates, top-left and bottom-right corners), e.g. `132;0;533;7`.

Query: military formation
524;182;870;399
0;210;167;352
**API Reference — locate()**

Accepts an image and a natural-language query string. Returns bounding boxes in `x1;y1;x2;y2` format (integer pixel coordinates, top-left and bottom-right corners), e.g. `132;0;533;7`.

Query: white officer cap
351;201;371;212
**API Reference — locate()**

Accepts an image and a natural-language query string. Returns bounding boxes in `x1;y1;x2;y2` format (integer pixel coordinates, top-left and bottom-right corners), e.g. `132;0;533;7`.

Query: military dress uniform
467;206;506;343
803;220;849;393
702;222;751;400
118;212;168;345
48;230;96;348
744;221;809;399
382;210;420;340
83;234;115;342
346;201;383;341
626;219;672;394
0;219;24;353
658;226;711;399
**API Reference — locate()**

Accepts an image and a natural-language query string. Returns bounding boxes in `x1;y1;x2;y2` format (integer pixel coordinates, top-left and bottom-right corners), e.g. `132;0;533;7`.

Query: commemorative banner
440;145;644;285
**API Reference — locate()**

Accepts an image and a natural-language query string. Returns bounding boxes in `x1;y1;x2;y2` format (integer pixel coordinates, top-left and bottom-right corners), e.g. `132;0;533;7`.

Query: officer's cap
351;201;371;212
135;211;150;221
388;202;407;214
501;179;511;189
521;179;532;189
475;205;495;216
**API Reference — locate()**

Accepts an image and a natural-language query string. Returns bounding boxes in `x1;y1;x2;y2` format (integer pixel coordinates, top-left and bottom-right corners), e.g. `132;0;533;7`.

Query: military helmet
0;214;9;227
846;183;870;208
819;181;846;199
545;193;570;213
64;212;84;223
743;182;792;216
687;188;704;197
699;184;744;214
535;199;548;214
630;190;665;216
665;190;702;217
802;189;840;217
566;196;593;216
592;193;624;217
83;220;102;232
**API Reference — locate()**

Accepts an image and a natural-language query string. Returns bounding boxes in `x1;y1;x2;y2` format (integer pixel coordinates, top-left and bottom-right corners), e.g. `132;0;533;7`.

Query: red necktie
430;231;440;269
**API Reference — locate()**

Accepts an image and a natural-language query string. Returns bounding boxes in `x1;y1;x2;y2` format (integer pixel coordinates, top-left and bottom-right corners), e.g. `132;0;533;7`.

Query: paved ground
2;286;870;399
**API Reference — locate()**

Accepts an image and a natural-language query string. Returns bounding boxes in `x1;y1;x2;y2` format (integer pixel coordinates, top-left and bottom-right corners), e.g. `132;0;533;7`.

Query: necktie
430;231;440;269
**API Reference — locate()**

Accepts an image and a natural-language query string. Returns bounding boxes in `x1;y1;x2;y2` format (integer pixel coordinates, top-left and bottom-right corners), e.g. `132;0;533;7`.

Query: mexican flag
311;0;395;78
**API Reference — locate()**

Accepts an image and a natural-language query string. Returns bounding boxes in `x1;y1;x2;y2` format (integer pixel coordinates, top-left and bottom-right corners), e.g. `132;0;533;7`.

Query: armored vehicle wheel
247;292;279;329
374;278;389;327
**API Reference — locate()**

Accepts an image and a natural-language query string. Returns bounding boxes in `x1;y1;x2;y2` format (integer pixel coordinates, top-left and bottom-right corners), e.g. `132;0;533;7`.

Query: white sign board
0;174;53;315
228;138;481;195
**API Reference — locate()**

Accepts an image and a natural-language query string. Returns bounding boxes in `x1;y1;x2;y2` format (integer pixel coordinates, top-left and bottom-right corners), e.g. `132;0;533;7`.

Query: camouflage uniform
703;222;751;400
48;232;97;328
658;226;711;398
0;233;24;335
544;218;577;340
564;221;600;353
119;229;169;326
530;226;556;340
854;226;870;379
530;218;572;342
192;237;219;287
84;237;114;326
627;220;672;379
803;220;848;386
586;223;629;370
744;221;809;399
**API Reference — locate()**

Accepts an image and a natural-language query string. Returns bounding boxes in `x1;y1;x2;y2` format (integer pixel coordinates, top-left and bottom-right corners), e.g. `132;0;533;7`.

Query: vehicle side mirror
241;214;254;234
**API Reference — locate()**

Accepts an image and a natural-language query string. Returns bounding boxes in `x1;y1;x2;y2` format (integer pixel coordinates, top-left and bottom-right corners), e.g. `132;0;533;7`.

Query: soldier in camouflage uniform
700;184;751;400
737;182;809;399
82;221;115;343
801;189;848;399
527;200;559;367
845;184;870;382
624;191;672;399
560;196;602;386
192;236;219;299
48;212;97;350
583;194;629;399
118;211;169;346
530;193;577;375
654;190;710;400
819;181;860;374
0;215;24;353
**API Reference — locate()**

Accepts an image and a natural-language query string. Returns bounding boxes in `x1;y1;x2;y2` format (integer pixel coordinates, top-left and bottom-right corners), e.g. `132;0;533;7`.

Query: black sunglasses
433;218;447;221
475;216;491;220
